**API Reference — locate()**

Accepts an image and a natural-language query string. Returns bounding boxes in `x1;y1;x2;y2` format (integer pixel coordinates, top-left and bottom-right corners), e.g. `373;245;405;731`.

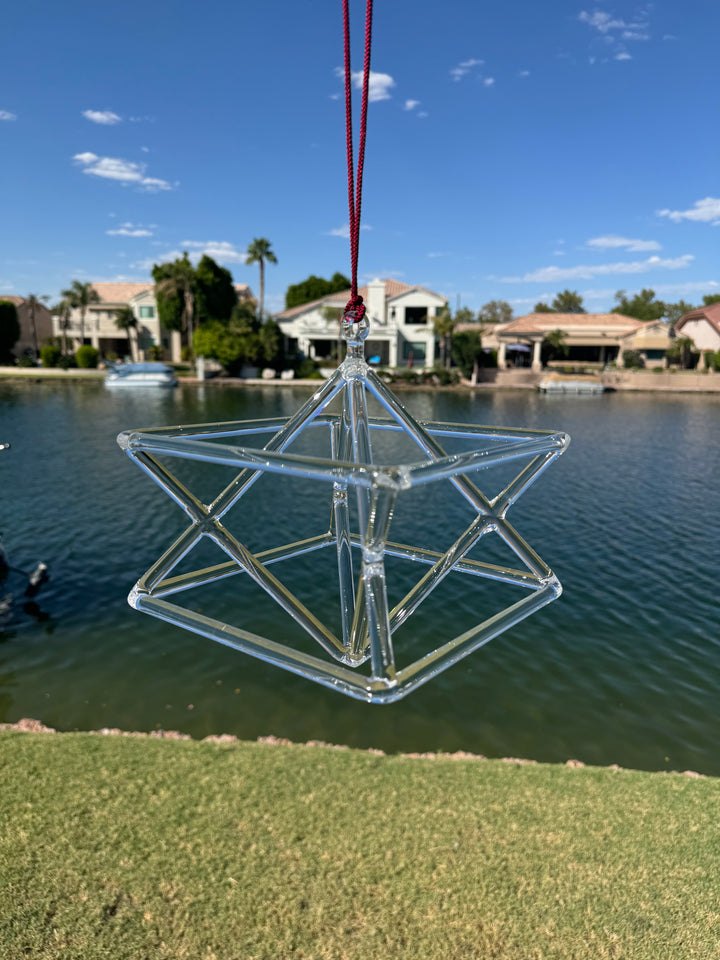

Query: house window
405;307;428;325
139;306;155;319
401;340;427;361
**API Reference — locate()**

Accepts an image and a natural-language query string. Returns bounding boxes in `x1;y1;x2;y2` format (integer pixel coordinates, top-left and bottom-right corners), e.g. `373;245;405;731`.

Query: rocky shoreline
0;717;706;777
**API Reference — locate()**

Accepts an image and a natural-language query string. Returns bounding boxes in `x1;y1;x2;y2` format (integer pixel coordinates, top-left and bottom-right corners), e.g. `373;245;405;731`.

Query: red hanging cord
343;0;374;322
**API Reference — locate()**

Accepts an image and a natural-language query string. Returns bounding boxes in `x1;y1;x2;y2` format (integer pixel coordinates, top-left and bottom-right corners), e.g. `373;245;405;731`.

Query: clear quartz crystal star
118;316;570;703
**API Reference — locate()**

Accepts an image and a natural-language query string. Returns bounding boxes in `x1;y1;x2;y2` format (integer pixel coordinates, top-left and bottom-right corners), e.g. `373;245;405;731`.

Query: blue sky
2;0;719;316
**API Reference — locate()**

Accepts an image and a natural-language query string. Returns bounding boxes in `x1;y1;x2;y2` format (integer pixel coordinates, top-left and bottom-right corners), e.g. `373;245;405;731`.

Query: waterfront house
0;295;54;358
617;320;673;369
55;282;253;361
274;279;447;369
493;313;648;371
674;303;720;367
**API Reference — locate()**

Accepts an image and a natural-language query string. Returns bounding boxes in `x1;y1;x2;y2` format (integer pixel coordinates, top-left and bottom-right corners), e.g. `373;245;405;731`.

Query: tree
321;305;344;363
612;289;666;323
61;280;100;345
195;255;237;323
536;290;586;313
451;329;484;382
478;300;513;324
433;307;456;370
703;294;720;306
454;306;476;325
0;300;20;363
153;253;198;369
51;299;73;356
541;328;569;366
666;336;697;369
26;293;49;359
285;272;350;309
245;238;277;320
115;306;138;361
663;300;695;325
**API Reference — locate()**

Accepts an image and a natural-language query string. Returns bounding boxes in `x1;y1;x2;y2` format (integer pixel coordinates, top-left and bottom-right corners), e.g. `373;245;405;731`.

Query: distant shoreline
3;365;720;393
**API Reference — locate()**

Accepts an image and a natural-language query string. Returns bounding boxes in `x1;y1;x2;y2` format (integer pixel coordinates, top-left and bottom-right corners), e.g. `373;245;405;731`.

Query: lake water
1;379;719;775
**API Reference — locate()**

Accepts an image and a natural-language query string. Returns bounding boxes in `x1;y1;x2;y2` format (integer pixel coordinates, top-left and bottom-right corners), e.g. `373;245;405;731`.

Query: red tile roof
675;303;720;339
89;282;154;304
500;312;644;335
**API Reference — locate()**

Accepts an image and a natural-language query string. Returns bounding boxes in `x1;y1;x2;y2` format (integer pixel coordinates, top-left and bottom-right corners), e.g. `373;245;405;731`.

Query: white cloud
404;100;420;111
335;67;394;102
579;11;626;33
179;240;247;264
106;221;154;237
129;241;251;280
658;197;720;224
502;255;693;283
0;110;16;121
417;111;428;118
327;224;372;239
140;146;150;153
82;109;122;125
450;58;484;81
353;70;395;102
615;51;632;60
73;152;174;192
587;235;661;252
483;77;495;86
518;70;530;78
427;251;452;259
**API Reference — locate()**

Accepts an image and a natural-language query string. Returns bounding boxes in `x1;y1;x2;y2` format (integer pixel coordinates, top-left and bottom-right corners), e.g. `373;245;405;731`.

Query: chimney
366;278;386;326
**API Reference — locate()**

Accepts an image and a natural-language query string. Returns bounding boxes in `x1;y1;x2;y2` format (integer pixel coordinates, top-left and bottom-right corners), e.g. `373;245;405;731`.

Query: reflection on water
1;379;720;775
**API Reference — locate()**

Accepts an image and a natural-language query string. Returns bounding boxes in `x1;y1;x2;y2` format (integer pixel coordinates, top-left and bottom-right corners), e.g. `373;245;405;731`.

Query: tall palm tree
51;299;73;356
26;293;49;359
115;306;138;361
61;280;100;347
245;238;277;321
154;253;197;371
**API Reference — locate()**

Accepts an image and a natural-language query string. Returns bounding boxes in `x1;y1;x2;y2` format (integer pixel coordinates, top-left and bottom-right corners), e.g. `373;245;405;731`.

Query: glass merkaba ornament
118;315;570;703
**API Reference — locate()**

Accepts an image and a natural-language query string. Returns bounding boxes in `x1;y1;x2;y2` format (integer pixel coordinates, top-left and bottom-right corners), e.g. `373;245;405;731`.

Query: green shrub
76;345;99;368
294;357;317;379
58;353;77;370
17;353;36;367
652;366;664;373
40;344;61;368
147;344;164;361
622;350;645;370
0;300;20;363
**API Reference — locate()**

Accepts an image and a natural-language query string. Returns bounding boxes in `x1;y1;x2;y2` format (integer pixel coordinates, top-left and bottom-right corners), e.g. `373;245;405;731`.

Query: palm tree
51;299;73;356
154;253;197;371
541;328;569;366
26;293;49;359
433;307;456;370
61;280;100;347
245;238;277;321
115;306;138;361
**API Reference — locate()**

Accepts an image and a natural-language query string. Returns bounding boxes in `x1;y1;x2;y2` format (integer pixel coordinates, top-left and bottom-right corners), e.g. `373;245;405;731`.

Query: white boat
104;362;178;388
538;375;605;395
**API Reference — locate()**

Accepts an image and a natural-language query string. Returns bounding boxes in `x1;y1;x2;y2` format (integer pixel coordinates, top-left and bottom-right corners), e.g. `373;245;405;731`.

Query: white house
275;279;447;368
675;303;720;367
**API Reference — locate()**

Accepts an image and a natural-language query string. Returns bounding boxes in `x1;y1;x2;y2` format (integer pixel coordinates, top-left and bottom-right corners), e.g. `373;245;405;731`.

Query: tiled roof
275;279;443;320
675;303;720;339
89;282;153;304
500;312;644;335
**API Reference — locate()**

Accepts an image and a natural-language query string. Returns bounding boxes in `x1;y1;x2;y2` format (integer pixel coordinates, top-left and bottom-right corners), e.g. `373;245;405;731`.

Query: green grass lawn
1;731;719;959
